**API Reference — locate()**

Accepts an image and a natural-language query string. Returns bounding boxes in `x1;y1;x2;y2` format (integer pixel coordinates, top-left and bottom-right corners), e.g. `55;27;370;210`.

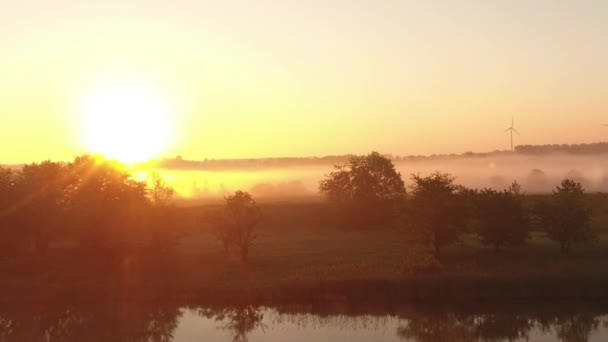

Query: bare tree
146;172;177;253
149;172;175;207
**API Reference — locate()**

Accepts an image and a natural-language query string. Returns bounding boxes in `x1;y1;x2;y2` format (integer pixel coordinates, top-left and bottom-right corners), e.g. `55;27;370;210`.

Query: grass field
1;198;608;303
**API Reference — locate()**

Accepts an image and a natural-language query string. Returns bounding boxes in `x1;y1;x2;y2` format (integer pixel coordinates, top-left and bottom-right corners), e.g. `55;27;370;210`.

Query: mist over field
151;153;608;200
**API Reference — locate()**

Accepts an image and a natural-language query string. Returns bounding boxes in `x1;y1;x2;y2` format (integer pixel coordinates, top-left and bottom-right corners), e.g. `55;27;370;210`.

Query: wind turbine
505;117;520;152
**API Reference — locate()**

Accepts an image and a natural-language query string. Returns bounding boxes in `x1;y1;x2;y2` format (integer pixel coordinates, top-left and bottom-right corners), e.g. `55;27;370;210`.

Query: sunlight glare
82;82;173;163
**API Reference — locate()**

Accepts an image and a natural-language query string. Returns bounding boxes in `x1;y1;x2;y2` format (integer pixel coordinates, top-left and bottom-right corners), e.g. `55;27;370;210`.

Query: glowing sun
82;83;172;163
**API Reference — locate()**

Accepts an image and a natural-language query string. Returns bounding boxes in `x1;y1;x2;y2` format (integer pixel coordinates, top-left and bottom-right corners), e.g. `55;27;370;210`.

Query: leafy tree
64;155;148;252
470;181;530;252
536;179;596;254
408;172;467;258
209;209;232;253
0;167;14;200
13;161;67;254
214;191;261;262
319;151;406;227
526;169;548;192
0;167;17;253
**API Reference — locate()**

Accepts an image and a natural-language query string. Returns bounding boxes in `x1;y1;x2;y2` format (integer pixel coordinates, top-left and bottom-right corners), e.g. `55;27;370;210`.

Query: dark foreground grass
0;200;607;304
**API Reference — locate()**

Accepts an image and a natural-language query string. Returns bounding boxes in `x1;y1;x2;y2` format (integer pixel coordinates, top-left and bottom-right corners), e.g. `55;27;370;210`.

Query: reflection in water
539;313;601;342
396;312;534;342
0;302;181;342
0;302;606;341
196;306;265;342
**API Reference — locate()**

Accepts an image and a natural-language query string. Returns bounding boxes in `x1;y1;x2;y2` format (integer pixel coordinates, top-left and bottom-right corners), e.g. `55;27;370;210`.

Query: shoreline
3;275;608;305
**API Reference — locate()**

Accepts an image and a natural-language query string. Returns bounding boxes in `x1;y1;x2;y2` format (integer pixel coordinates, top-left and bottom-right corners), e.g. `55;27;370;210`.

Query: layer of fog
155;154;608;199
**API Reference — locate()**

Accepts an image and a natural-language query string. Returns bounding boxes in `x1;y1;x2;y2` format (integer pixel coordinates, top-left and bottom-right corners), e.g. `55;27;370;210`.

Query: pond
0;301;606;341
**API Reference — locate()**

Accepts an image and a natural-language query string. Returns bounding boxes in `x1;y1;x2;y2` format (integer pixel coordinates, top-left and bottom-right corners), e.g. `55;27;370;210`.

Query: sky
1;0;607;163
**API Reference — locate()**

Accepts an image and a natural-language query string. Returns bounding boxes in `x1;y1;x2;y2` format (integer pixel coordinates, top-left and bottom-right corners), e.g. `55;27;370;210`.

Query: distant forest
149;142;608;171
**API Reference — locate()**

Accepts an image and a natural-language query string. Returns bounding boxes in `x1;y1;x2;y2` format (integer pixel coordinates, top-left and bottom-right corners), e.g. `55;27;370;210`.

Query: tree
319;152;406;227
470;181;530;252
64;155;148;252
0;167;17;254
209;209;232;253
536;179;596;254
214;191;261;262
12;161;67;254
146;172;177;253
149;172;175;206
408;172;467;258
526;169;548;193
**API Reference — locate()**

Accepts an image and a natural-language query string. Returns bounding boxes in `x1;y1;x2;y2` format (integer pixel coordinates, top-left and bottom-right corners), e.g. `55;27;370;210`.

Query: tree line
156;141;608;174
319;152;598;257
0;155;176;258
515;141;608;155
0;152;600;264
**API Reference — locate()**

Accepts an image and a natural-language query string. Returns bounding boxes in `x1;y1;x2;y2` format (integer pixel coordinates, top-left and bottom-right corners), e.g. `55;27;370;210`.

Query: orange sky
1;1;607;163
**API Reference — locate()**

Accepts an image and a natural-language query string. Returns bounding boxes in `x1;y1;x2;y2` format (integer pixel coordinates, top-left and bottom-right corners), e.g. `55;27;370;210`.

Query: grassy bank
1;200;608;303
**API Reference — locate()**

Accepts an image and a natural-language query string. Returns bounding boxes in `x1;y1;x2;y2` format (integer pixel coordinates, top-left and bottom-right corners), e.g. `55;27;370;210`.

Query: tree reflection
396;307;604;342
538;313;600;342
0;301;605;342
0;302;181;342
473;313;533;342
396;312;476;342
198;305;265;342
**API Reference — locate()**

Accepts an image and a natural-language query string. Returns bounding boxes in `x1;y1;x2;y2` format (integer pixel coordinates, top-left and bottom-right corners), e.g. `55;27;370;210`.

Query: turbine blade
505;128;511;132
513;129;520;135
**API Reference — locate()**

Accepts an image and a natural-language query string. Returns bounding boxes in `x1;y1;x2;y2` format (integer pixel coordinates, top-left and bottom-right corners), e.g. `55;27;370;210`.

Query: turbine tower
505;117;520;152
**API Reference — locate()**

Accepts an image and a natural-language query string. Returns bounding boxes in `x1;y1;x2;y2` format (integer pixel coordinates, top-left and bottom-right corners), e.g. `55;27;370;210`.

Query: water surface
1;302;606;341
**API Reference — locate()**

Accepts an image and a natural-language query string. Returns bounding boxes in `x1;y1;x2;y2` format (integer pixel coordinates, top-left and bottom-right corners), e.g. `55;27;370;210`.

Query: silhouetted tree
63;155;148;253
536;179;596;254
516;142;608;155
149;172;175;206
214;191;261;262
209;209;232;253
145;172;177;253
12;161;67;254
408;172;468;258
0;167;17;254
526;169;548;193
470;181;530;252
319;152;406;227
